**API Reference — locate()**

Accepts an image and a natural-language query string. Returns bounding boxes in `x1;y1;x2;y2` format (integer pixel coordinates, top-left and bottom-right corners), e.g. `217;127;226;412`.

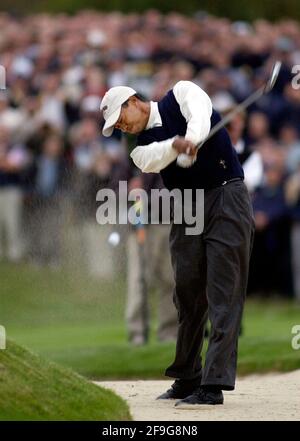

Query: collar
145;101;162;130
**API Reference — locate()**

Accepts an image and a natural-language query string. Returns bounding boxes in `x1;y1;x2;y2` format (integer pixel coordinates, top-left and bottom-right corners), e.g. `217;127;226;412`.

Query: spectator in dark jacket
249;162;292;296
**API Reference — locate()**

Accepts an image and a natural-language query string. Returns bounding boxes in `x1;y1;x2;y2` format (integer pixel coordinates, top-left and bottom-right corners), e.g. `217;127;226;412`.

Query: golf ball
108;231;120;247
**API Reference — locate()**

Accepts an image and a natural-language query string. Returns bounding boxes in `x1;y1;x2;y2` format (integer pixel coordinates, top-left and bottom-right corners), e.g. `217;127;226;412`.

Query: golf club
177;60;282;168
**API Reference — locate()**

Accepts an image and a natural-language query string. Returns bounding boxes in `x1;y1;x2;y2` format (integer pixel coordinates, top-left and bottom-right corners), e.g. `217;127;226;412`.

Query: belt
221;177;243;186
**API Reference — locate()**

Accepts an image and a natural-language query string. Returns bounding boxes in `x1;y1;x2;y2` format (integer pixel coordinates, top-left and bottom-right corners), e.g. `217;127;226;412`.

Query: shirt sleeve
130;81;212;174
130;137;178;173
173;80;212;146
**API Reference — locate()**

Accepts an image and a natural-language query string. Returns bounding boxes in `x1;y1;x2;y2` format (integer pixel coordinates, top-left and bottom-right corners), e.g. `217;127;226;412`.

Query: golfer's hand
172;137;197;157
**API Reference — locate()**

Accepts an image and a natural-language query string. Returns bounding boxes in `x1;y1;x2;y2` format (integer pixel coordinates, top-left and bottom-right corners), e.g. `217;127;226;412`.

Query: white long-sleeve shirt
130;80;212;173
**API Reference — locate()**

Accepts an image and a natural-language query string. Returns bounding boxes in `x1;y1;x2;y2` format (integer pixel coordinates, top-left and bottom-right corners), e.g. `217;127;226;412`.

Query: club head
265;61;282;93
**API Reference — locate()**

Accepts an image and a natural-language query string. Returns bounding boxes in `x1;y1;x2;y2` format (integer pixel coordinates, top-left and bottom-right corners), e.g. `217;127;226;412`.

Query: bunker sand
95;370;300;421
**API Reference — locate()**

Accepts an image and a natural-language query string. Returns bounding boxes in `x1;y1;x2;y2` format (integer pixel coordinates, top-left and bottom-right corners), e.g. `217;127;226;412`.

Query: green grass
1;262;300;379
0;339;131;421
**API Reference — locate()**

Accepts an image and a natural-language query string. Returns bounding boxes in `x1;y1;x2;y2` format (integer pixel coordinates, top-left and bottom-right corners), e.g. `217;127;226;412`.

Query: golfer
100;81;255;407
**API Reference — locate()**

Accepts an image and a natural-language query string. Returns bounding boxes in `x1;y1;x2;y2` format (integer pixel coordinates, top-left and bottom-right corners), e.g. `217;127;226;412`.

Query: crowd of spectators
0;10;300;298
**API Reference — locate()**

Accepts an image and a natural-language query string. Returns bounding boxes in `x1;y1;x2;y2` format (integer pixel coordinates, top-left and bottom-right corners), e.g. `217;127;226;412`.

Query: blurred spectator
285;163;300;301
39;73;66;132
279;123;300;173
72;117;104;172
249;162;292;296
0;93;27;142
69;116;128;278
126;173;178;346
77;150;117;278
225;109;263;192
278;82;300;129
246;111;270;145
0;124;29;261
27;134;68;267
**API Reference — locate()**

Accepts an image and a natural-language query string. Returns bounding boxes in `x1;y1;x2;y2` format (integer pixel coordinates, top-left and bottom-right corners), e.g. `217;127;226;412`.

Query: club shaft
197;86;264;148
177;60;280;167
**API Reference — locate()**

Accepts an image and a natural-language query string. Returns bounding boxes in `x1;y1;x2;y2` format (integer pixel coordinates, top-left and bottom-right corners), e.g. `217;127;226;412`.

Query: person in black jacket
100;81;255;407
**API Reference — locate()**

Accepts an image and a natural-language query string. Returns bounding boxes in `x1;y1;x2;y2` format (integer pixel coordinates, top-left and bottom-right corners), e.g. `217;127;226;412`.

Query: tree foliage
0;0;299;22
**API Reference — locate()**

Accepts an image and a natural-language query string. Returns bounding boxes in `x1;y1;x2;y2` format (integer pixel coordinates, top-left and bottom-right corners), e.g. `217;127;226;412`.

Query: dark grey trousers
165;180;255;390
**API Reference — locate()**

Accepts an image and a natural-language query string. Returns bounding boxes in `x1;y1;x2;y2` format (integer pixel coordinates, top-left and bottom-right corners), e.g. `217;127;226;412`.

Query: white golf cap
100;86;137;137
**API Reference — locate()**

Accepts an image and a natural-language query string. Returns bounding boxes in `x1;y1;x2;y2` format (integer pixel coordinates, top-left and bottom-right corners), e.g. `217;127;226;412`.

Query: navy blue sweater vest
136;90;244;191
